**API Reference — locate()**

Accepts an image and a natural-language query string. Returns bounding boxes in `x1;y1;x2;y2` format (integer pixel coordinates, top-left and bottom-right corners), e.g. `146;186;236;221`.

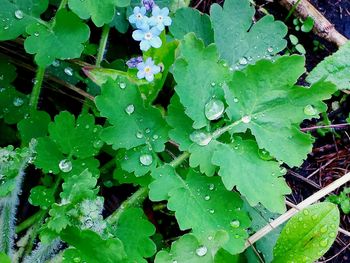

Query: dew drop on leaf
239;57;248;65
14;10;24;20
230;220;240;228
209;209;214;214
267;46;274;53
241;115;251;123
136;131;143;139
320;225;328;233
52;60;60;67
139;154;153;166
303;209;309;215
13;97;24;107
204;99;225;121
320;239;328;247
195;246;208;257
119;82;126;89
125;104;135;115
64;67;74;76
209;184;215;191
189;130;212;146
204;195;210;201
59;159;72;173
303;105;317;116
233;97;239;103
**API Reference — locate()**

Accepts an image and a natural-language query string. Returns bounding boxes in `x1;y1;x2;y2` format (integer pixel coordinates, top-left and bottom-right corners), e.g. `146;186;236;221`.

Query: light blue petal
132;30;144;41
140;6;147;15
152;6;161;16
151;65;160;74
145;73;154;82
133;6;140;14
150;26;161;36
145;57;154;66
137;62;146;70
160;7;169;16
150;36;162;48
137;70;145;79
163;16;172;26
156;23;165;31
140;40;151;51
148;17;157;26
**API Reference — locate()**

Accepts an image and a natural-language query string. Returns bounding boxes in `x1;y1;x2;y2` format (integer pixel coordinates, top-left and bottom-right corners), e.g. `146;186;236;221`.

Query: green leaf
17;110;51;144
169;0;190;13
29;185;55;210
273;202;340;263
61;227;127;263
0;56;16;87
68;0;120;27
210;0;287;67
24;9;90;67
34;112;102;176
95;77;169;174
189;140;219;177
212;139;290;213
307;41;350;90
0;0;49;41
173;33;229;129
301;17;314;32
223;56;336;166
149;168;251;254
166;94;193;151
155;234;213;263
109;8;129;33
111;208;156;262
0;86;29;124
170;8;214;45
0;252;11;263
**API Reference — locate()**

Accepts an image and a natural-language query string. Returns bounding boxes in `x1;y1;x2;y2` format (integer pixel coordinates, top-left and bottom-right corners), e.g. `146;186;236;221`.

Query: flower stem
57;0;68;11
29;67;46;111
96;25;110;67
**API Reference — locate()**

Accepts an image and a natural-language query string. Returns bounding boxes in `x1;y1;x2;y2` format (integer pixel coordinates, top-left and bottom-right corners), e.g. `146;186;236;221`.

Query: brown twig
277;0;348;47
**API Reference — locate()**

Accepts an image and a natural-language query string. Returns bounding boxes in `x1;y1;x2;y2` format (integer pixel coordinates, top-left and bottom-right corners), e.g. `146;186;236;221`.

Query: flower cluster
129;2;172;51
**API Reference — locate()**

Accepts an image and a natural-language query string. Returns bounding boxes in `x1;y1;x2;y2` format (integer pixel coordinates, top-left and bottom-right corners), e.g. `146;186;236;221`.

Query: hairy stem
29;67;46;111
96;25;110;67
23;239;62;263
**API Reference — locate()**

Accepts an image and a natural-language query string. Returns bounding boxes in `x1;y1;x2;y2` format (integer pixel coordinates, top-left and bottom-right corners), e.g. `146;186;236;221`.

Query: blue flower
141;0;156;11
129;6;148;29
149;6;172;31
137;57;160;82
126;56;143;68
132;25;162;51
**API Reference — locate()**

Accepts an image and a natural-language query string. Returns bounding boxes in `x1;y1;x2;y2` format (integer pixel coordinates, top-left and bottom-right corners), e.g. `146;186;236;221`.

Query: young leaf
110;208;156;262
109;7;129;34
68;0;122;27
0;0;49;41
155;234;213;262
273;202;340;263
212;139;291;213
173;33;229;129
60;227;127;263
210;0;287;67
307;41;350;90
29;185;55;210
149;167;251;254
170;8;214;45
24;9;90;67
223;56;336;167
17;111;51;144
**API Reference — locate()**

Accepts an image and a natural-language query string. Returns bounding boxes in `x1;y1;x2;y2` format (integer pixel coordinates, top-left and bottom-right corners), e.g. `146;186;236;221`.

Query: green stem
107;187;149;225
16;210;45;234
96;25;110;67
285;0;302;21
169;152;190;167
57;0;68;11
29;67;46;111
0;201;14;256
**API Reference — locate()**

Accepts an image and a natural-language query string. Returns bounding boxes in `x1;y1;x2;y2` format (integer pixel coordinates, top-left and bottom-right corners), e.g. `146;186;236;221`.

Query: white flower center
136;13;143;20
157;15;163;22
144;66;152;74
144;32;152;40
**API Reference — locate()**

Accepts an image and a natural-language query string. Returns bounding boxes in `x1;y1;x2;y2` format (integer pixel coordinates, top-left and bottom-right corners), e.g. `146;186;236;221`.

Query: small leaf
273;202;340;263
29;185;55;209
17;111;51;144
24;9;90;67
109;8;129;33
307;41;350;90
170;8;214;45
301;17;314;32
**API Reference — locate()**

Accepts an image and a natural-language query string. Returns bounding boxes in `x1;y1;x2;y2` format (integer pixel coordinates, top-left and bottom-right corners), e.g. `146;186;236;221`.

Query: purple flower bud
142;0;156;11
126;56;143;68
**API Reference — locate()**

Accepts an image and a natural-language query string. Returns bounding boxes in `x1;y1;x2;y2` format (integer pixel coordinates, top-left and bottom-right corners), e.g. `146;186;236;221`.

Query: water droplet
320;239;328;247
119;82;126;89
14;10;24;20
320;225;328;233
34;32;39;37
209;184;215;191
145;128;151;134
209;209;214;214
93;140;103;148
302;209;309;215
230;220;240;228
52;60;60;67
280;167;287;174
239;57;248;65
125;104;135;115
233;97;239;103
208;236;213;241
64;67;73;76
204;195;210;201
13;97;24;107
139;154;153;166
73;257;81;263
190;131;212;146
195;246;207;257
303;105;317;116
241;115;251;123
59;159;72;173
136;131;143;139
4;25;9;30
205;99;225;121
211;82;216;87
152;134;159;140
267;46;274;53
